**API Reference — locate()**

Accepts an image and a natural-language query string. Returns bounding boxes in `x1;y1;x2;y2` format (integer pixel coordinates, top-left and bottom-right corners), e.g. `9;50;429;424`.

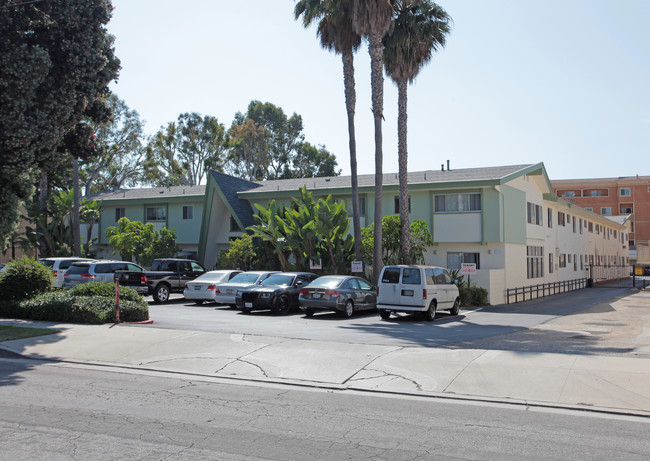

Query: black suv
236;272;318;315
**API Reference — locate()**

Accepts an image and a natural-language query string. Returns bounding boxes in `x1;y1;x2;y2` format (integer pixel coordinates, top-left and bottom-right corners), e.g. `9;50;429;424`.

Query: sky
106;0;650;181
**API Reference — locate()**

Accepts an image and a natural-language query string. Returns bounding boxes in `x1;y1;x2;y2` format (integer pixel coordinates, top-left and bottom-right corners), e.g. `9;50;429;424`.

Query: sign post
114;275;120;324
351;261;363;273
460;263;477;286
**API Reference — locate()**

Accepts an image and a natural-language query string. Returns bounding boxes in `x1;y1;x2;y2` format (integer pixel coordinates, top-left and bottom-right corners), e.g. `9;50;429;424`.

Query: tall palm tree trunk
342;50;363;262
73;157;81;256
369;34;384;284
38;170;49;258
397;79;411;264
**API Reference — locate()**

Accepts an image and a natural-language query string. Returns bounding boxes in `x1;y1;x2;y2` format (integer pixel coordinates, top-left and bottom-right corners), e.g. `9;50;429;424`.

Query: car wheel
304;308;314;317
194;300;204;305
241;307;251;314
424;300;437;321
342;300;354;318
379;309;391;320
153;284;170;303
276;295;290;315
229;304;237;309
450;298;460;316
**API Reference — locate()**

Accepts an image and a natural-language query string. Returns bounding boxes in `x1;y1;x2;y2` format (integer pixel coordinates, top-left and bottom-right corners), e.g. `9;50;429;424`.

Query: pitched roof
239;164;537;195
209;171;260;228
87;185;206;201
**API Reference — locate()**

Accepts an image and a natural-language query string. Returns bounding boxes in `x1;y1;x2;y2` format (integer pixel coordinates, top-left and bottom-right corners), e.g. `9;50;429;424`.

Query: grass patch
0;325;59;342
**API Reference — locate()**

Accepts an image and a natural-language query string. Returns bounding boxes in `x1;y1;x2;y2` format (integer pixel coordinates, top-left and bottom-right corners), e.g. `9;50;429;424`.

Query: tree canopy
0;0;120;248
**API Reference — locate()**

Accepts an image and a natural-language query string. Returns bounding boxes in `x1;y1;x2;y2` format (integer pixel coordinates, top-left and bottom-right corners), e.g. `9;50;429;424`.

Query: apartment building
552;176;650;263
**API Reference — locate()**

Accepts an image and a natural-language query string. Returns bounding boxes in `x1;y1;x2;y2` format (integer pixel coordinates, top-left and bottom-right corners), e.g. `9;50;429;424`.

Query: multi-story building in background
552;176;650;264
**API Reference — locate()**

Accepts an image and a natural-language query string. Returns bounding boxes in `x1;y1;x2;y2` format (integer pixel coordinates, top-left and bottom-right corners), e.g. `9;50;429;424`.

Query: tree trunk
277;251;291;272
38;170;49;258
369;34;385;285
342;51;363;264
73;157;81;256
397;79;411;264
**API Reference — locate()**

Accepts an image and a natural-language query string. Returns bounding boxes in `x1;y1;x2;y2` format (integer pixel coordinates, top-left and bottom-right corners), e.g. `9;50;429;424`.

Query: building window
572;217;576;233
590;190;601;197
527;202;542;225
347;197;366;216
229;216;241;232
559;254;566;268
620;188;631;197
435;193;481;212
621;207;633;214
601;207;611;215
580;255;584;270
547;208;552;228
588;222;593;233
574;254;578;271
146;206;166;222
557;211;565;226
115;208;125;222
548;253;554;274
585;207;593;212
447;252;480;270
182;205;193;220
394;195;411;214
527;246;544;279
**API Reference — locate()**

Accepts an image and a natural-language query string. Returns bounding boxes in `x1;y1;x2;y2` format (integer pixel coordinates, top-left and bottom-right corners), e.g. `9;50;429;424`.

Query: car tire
194;300;204;305
153;284;170;303
276;295;290;315
342;300;354;318
424;300;437;322
241;307;251;314
304;308;314;317
450;298;460;316
379;309;391;320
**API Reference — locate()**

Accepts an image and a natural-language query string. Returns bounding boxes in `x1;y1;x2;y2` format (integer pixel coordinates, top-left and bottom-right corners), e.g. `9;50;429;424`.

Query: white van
376;265;460;321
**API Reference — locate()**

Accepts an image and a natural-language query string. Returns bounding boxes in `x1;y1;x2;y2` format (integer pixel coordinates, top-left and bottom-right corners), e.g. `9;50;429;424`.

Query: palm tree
351;0;394;284
384;0;451;264
294;0;364;263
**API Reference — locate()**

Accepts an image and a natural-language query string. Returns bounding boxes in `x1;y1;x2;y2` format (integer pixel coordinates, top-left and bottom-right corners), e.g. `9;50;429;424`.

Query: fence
506;278;587;304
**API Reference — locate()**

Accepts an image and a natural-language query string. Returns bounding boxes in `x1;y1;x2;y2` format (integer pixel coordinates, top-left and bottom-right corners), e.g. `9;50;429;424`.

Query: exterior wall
552;176;650;263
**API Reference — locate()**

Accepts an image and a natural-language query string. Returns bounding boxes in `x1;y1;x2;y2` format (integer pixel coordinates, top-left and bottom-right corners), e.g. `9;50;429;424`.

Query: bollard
114;276;120;323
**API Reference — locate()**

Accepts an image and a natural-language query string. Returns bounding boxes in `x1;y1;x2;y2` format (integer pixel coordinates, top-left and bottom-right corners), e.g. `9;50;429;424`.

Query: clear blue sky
107;0;650;181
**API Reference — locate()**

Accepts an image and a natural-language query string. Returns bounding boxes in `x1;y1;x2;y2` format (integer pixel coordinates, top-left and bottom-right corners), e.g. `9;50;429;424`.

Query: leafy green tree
384;0;450;263
142;122;187;186
0;0;120;248
79;199;103;257
219;234;256;270
351;0;394;284
248;201;293;271
82;94;146;195
105;218;179;266
295;0;364;262
361;215;434;271
227;101;339;180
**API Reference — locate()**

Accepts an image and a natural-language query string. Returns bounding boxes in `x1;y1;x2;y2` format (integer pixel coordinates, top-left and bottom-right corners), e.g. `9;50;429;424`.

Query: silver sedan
299;275;377;318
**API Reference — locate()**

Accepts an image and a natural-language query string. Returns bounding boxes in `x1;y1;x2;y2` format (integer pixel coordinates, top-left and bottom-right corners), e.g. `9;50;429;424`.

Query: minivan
39;257;94;288
376;265;460;321
63;260;144;289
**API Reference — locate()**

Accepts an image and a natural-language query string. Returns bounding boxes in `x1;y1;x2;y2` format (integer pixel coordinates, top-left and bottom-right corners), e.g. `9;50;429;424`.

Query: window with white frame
601;207;611;215
557;211;565;226
346;197;366;216
547;208;552;228
434;193;480;212
447;252;480;270
620;188;631;196
548;253;554;274
146;206;166;221
527;246;544;279
182;205;193;220
527;202;543;225
585;207;593;212
621;206;632;213
559;254;566;268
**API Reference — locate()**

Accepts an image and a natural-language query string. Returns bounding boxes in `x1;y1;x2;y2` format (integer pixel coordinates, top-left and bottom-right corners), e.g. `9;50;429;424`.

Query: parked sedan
213;271;278;307
299;275;377;318
183;270;242;304
63;260;144;289
236;272;318;315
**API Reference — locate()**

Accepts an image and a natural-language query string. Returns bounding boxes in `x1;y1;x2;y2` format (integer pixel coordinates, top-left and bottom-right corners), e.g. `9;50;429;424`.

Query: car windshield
229;273;262;284
66;264;90;275
196;272;230;283
39;259;55;268
308;277;344;289
260;274;295;286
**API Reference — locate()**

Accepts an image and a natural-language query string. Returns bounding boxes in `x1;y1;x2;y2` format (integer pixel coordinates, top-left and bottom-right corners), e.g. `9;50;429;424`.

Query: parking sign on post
461;263;477;285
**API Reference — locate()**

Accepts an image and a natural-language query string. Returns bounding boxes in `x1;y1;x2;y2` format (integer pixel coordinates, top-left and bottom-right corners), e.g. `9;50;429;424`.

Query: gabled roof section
87;185;205;201
209;170;260;228
239;163;539;197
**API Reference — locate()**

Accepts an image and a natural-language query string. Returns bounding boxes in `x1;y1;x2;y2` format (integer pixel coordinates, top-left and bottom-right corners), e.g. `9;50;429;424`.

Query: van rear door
400;267;425;307
378;267;401;305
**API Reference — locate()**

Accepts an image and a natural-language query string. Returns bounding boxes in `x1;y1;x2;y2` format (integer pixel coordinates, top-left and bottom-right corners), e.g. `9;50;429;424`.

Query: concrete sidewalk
2;290;650;417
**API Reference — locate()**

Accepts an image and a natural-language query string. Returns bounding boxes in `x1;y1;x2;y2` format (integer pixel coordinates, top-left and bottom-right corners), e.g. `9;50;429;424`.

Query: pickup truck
115;258;207;303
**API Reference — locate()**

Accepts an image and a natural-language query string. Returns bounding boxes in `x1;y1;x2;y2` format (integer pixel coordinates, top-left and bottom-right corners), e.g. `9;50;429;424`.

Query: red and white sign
461;263;477;274
351;261;363;273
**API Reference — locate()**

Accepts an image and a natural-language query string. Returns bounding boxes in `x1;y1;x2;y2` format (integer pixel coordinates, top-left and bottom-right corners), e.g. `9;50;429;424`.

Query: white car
39;257;95;288
213;271;279;307
183;270;242;304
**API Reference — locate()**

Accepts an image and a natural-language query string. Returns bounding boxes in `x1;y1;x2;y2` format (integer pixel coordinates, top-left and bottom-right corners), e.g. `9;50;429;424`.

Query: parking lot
139;286;645;351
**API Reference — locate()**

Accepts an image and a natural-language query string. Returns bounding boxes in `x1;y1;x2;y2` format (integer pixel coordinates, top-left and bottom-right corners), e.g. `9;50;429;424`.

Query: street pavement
1;288;650;417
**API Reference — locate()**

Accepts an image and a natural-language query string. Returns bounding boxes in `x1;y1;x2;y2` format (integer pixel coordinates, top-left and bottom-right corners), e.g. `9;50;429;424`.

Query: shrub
459;285;489;307
0;257;52;301
68;282;143;302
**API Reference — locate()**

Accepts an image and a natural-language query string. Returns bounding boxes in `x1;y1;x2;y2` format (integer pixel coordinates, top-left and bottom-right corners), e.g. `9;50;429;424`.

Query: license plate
312;293;321;299
245;302;253;308
225;289;233;294
402;290;414;296
194;285;201;290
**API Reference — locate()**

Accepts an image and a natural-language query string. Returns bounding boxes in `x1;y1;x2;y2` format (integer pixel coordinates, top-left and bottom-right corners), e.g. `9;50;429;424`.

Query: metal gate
588;264;649;289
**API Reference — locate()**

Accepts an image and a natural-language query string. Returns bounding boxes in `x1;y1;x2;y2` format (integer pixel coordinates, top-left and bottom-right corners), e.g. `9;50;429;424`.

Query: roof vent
325;178;330;182
447;160;451;171
441;164;445;171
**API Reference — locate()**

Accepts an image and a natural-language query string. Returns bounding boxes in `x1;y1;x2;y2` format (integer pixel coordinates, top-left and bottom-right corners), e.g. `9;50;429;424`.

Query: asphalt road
1;359;649;460
142;287;634;348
